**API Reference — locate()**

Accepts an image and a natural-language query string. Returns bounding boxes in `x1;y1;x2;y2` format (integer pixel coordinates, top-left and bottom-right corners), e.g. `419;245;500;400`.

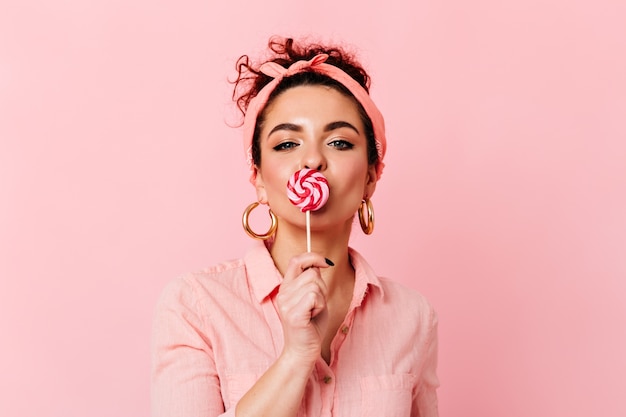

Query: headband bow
259;54;330;79
243;53;386;183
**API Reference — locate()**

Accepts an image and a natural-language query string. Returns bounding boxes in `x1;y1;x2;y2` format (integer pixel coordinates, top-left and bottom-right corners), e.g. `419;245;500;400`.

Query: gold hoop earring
242;202;277;240
358;199;375;235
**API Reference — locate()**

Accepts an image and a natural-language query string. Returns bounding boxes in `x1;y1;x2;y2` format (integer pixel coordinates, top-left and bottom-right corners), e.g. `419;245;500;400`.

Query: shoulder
155;257;249;313
349;247;437;325
371;277;439;359
377;277;437;322
378;277;434;310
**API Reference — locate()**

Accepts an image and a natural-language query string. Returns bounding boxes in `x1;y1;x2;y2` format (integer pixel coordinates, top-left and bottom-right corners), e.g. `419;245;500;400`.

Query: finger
283;252;331;284
279;268;329;303
279;277;327;314
308;290;327;319
295;287;327;321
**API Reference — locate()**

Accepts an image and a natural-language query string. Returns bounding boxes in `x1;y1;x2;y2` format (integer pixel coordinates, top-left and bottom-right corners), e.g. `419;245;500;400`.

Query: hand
276;252;331;365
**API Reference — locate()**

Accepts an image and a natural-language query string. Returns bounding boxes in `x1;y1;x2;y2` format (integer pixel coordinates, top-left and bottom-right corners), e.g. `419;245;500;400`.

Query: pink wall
2;1;625;416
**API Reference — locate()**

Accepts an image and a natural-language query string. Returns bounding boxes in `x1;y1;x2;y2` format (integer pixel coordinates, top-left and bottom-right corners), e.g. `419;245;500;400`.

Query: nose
301;145;326;172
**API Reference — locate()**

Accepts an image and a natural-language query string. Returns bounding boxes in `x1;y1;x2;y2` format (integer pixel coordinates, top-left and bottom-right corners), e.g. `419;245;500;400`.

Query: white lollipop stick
286;168;330;253
306;211;311;252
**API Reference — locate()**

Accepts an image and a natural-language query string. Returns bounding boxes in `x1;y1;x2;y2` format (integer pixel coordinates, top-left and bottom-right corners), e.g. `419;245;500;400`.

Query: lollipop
287;168;330;252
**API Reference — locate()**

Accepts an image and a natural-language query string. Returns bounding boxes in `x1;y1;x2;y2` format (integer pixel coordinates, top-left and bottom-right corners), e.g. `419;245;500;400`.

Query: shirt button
323;375;332;384
341;326;349;334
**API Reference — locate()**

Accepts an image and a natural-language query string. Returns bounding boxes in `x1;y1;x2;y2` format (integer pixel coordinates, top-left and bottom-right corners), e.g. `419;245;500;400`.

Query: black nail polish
325;258;335;266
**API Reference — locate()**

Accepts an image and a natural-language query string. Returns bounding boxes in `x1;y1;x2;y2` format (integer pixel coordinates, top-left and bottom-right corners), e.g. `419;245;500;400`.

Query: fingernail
325;258;335;266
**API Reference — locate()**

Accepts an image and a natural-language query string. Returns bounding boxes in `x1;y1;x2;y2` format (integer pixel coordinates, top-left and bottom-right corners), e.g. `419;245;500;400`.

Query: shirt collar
244;240;385;303
244;241;283;302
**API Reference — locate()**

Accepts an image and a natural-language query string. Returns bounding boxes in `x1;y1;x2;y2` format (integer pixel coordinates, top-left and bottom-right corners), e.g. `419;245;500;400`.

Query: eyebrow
268;121;360;137
324;121;360;134
268;123;302;136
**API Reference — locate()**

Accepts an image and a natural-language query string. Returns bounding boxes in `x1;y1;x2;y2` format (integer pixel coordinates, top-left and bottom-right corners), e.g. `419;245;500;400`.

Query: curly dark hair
231;37;378;167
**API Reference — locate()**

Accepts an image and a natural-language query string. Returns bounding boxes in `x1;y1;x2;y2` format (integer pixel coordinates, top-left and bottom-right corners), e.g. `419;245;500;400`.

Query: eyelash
272;139;354;151
329;139;354;150
272;141;298;151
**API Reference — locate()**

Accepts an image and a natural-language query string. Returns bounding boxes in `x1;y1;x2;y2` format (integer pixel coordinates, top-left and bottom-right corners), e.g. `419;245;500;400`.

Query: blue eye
329;139;354;150
273;141;298;151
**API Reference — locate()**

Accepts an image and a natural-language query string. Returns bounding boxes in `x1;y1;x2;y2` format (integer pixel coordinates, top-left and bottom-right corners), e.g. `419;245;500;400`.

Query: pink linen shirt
151;241;439;417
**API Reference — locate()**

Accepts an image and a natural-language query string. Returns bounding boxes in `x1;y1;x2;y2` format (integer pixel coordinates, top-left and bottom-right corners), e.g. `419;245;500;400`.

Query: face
254;85;377;232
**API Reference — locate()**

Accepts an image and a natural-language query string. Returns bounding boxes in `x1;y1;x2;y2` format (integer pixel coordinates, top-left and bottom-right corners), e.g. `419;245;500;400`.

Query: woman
151;37;439;417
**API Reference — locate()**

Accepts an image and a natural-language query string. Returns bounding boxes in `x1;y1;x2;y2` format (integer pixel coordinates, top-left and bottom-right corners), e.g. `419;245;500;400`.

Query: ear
363;164;378;199
253;165;269;204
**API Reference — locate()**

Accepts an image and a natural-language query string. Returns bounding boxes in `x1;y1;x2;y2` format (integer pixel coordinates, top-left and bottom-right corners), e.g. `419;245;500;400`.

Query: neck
269;219;355;295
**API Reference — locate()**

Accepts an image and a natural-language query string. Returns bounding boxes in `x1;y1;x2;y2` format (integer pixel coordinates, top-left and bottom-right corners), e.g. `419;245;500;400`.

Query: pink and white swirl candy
287;168;330;212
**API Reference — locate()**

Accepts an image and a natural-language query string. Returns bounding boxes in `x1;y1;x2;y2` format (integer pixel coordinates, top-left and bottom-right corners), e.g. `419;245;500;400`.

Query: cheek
331;171;368;200
344;163;370;185
259;165;291;198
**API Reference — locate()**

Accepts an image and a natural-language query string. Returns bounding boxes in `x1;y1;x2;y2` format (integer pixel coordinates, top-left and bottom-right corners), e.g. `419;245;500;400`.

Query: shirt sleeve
151;277;235;417
413;307;440;417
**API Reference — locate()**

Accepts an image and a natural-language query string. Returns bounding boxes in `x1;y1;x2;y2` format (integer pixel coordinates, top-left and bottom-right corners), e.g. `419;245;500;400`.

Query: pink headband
242;53;386;182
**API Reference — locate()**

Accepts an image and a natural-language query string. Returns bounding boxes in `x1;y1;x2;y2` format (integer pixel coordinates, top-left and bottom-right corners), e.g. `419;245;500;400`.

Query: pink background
1;1;625;416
